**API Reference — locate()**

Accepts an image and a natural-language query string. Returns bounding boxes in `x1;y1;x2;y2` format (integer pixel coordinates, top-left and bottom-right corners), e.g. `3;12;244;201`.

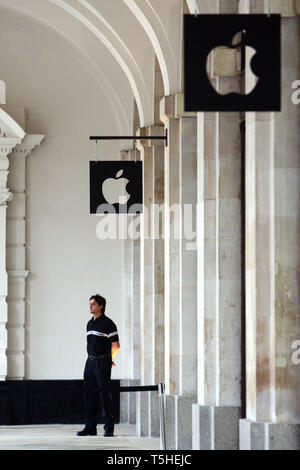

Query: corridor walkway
0;423;160;450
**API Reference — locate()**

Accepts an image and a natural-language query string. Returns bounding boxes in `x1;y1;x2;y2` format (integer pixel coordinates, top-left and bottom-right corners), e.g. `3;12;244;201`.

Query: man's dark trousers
84;355;114;433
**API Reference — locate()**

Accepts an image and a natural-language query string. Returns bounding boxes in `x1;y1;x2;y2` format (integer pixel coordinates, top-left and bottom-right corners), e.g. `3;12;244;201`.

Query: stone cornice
160;94;197;123
0;130;45;208
160;95;176;123
0;138;23;164
10;134;45;157
136;125;165;150
135;127;148;151
0;138;21;206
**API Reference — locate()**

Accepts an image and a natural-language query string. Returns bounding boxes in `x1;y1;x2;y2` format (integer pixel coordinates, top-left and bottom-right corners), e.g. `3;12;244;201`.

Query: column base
150;390;160;437
119;379;140;424
239;419;300;450
136;388;160;437
136;388;149;436
119;380;129;423
192;404;241;450
165;394;197;450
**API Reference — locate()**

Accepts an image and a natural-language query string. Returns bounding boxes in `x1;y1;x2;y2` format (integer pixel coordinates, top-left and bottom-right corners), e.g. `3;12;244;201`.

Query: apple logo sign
90;161;143;214
102;169;130;205
184;14;281;112
206;31;259;95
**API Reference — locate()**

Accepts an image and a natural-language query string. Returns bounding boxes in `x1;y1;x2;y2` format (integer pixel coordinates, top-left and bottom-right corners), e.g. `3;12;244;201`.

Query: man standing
77;294;120;437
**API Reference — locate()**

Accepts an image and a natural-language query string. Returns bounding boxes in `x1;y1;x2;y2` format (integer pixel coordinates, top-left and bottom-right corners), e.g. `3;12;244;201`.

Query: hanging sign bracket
89;129;168;147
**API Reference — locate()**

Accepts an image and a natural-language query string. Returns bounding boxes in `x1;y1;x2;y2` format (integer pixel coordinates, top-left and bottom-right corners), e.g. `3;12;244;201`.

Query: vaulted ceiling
0;0;187;131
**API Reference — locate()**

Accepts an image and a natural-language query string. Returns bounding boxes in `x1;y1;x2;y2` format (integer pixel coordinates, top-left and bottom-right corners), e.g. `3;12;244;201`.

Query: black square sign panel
90;161;143;214
184;14;281;112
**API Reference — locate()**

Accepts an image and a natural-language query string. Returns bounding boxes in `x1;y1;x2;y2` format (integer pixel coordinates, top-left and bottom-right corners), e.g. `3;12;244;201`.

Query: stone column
160;94;198;450
132;148;141;382
138;130;155;387
120;148;140;425
240;10;300;450
120;149;134;380
6;134;44;380
119;149;133;424
137;127;159;436
130;149;141;424
191;0;243;449
135;125;166;437
135;128;154;436
0;137;20;380
148;125;165;438
160;102;180;398
193;107;242;449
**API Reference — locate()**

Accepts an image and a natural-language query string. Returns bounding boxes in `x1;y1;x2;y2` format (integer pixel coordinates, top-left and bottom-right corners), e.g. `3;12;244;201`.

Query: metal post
158;382;166;450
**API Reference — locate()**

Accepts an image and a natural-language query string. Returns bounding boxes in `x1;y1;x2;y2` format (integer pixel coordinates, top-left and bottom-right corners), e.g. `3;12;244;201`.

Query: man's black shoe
76;428;97;436
104;430;114;437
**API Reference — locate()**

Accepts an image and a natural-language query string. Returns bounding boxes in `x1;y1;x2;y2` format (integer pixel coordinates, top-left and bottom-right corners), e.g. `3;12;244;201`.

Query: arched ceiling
0;0;184;130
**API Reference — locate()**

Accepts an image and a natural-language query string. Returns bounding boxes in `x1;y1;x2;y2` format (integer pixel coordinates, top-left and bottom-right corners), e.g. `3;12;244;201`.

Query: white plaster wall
0;16;128;379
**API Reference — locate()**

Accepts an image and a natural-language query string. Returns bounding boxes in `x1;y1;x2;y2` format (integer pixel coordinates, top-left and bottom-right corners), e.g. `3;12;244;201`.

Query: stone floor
0;423;161;450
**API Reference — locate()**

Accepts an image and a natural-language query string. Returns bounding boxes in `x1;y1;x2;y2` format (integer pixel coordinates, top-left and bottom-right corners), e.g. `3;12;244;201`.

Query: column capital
136;126;165;151
0;136;20;205
10;134;45;157
160;95;176;123
160;94;197;124
135;127;149;151
0;137;22;168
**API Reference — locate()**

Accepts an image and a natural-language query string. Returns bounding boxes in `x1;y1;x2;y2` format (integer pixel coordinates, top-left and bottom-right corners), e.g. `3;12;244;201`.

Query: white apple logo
206;31;259;95
102;169;130;205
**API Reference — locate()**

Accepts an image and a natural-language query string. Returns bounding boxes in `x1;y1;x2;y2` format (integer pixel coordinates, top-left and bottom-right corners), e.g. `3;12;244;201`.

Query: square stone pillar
150;127;165;387
193;106;242;449
240;420;300;450
179;116;198;396
120;149;137;381
136;129;155;387
119;378;140;424
165;393;197;450
119;149;142;425
132;219;141;381
135;126;165;437
193;46;242;448
163;114;181;395
193;404;241;450
160;95;198;449
136;388;149;436
240;15;300;449
149;126;165;437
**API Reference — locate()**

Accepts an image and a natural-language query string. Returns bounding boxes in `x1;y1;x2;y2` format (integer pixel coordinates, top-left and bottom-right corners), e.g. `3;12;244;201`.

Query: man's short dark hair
90;294;106;314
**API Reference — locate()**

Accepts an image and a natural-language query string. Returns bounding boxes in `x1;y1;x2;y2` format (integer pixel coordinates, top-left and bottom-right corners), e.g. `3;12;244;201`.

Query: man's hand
111;341;120;367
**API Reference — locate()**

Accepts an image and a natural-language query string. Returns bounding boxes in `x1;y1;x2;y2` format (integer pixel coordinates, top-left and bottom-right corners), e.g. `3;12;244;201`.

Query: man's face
89;299;102;316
